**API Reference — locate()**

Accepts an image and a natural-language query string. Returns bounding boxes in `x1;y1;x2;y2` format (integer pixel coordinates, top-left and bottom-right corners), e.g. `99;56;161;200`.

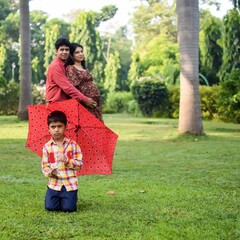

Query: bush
218;69;240;123
200;85;220;120
127;99;142;116
32;83;45;104
131;78;169;116
0;80;19;115
167;85;180;118
103;91;133;113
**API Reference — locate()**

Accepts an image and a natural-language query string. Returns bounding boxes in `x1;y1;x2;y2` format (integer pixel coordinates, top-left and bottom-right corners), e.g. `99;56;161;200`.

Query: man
46;38;96;107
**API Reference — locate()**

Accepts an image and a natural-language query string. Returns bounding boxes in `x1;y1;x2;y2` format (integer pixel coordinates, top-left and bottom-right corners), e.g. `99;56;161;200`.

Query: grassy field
0;114;239;240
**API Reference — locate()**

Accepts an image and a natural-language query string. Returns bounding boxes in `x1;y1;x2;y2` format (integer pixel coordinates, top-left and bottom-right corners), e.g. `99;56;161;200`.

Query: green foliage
131;78;169;116
104;51;121;93
167;84;180;118
126;99;142;116
199;10;222;85
200;85;220;120
30;10;48;83
219;9;240;81
0;80;19;115
132;0;177;48
0;0;18;21
94;5;118;27
0;43;6;75
128;52;144;86
141;34;180;85
103;91;133;113
70;11;105;83
231;0;240;10
0;81;47;115
0;11;19;82
218;69;240;123
32;83;46;105
102;26;132;91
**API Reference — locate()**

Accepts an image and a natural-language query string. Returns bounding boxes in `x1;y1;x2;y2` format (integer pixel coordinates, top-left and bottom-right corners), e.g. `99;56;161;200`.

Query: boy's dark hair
55;38;71;50
47;110;67;126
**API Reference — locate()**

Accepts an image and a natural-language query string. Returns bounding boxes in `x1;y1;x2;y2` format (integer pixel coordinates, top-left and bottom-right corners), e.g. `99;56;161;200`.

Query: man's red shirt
46;57;88;103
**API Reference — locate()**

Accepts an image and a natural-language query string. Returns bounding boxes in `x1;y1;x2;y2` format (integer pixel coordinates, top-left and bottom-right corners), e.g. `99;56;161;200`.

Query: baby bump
79;83;100;98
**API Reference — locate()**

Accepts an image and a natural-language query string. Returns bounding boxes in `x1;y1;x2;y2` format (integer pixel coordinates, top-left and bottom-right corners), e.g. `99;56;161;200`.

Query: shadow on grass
212;127;240;133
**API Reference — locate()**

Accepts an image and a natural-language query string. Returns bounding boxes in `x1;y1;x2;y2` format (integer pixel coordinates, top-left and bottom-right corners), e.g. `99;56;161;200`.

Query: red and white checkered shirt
42;137;83;191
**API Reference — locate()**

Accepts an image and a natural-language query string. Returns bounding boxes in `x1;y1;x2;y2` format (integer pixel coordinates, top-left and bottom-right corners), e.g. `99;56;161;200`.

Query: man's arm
52;65;89;103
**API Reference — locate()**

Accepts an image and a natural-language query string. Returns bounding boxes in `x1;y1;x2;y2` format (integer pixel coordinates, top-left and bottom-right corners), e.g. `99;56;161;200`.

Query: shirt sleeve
51;65;89;103
42;147;52;177
65;143;83;170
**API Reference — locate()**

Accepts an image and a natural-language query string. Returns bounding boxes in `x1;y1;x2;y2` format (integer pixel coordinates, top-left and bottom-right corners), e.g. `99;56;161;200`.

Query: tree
101;26;132;91
104;51;120;93
18;0;32;120
177;0;204;134
30;10;48;83
199;10;222;85
218;9;240;81
140;33;180;85
132;0;177;49
231;0;240;10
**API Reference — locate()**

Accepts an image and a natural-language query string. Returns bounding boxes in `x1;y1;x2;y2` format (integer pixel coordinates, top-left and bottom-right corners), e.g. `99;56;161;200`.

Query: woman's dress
66;65;103;122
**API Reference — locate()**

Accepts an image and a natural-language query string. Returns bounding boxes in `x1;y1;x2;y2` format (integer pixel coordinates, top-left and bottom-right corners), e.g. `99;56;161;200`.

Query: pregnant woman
66;43;103;122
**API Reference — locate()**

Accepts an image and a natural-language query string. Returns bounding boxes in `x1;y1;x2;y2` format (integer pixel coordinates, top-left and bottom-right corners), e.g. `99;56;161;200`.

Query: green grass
0;114;239;240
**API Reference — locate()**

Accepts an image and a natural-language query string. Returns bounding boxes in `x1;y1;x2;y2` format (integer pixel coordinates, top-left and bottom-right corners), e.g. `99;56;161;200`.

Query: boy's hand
50;168;58;177
56;153;68;164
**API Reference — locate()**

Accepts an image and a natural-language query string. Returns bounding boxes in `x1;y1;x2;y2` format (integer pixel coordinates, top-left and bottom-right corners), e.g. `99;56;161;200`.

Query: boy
45;37;96;108
42;110;83;212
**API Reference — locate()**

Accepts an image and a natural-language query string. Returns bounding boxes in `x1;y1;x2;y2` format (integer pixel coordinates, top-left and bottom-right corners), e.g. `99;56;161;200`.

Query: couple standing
46;37;103;122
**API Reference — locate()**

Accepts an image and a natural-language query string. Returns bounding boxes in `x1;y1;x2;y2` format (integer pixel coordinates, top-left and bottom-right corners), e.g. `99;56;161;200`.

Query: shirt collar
55;57;66;67
49;136;68;145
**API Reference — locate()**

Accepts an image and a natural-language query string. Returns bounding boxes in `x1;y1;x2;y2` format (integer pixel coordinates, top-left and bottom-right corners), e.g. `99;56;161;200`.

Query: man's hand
85;98;97;108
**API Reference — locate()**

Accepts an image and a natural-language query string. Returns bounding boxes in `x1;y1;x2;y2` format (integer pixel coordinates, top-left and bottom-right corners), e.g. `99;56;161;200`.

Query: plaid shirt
42;137;83;191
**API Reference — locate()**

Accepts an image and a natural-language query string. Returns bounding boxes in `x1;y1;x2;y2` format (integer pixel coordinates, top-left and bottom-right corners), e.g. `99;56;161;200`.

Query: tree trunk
177;0;204;134
18;0;32;120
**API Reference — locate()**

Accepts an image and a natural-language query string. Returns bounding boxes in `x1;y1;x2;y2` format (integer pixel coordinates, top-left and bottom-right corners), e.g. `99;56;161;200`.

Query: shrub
103;91;133;113
127;99;142;116
200;85;220;120
218;69;240;123
167;85;180;118
131;78;169;116
32;82;45;104
0;80;19;115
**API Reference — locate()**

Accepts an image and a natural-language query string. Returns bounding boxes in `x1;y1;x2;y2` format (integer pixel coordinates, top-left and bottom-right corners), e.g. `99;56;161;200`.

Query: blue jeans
45;186;78;212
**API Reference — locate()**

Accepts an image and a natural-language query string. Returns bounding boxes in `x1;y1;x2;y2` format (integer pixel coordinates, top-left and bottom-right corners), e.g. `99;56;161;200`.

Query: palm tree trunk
18;0;32;120
177;0;204;134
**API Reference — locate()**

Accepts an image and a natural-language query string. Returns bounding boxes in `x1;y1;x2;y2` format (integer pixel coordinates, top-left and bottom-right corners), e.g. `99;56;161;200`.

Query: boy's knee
61;206;76;212
45;206;60;211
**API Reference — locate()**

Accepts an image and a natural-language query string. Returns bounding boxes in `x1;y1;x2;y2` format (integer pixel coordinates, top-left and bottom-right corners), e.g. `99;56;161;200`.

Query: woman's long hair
67;42;86;69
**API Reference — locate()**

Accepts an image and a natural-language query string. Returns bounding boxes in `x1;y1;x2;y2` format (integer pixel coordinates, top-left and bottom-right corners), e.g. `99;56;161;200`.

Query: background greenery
0;114;239;239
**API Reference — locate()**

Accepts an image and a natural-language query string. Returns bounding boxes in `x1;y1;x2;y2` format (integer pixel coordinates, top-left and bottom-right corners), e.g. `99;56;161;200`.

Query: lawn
0;114;239;240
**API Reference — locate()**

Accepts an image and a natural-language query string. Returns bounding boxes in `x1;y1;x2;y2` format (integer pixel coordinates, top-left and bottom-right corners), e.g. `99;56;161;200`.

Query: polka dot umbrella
26;99;118;175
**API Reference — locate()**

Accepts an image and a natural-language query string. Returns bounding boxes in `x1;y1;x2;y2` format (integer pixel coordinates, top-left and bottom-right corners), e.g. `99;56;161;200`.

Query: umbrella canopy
26;99;118;175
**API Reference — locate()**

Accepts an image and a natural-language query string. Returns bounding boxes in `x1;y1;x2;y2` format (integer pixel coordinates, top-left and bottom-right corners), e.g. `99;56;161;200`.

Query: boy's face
56;45;70;62
48;121;66;141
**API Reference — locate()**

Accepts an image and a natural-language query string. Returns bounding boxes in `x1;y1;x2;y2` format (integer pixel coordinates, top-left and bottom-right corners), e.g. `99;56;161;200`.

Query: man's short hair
55;38;71;50
47;110;67;126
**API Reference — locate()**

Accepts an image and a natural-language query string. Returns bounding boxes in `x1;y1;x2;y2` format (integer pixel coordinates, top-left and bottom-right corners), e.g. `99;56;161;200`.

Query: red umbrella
26;99;118;175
